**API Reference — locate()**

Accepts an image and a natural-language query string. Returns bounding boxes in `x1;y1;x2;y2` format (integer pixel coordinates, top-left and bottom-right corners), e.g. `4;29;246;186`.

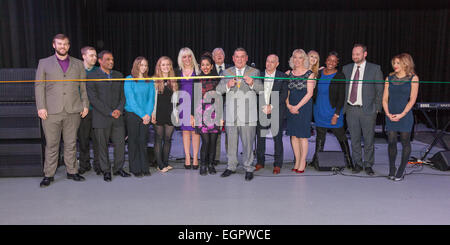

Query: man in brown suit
35;34;89;187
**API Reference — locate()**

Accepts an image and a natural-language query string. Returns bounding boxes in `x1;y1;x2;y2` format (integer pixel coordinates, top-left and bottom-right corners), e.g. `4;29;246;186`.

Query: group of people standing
35;34;419;187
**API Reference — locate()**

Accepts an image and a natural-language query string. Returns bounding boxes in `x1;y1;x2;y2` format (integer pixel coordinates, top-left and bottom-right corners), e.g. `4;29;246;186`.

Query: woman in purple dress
176;47;201;169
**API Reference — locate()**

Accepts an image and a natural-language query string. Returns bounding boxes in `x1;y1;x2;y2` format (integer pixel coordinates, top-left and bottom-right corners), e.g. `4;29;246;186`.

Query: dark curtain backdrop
1;0;449;124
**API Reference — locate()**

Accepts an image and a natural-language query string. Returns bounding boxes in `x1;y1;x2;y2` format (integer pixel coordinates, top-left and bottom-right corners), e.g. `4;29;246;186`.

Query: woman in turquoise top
124;56;155;177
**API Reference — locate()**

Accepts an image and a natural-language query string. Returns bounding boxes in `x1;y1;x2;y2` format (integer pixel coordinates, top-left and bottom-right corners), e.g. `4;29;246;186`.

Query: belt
347;102;362;107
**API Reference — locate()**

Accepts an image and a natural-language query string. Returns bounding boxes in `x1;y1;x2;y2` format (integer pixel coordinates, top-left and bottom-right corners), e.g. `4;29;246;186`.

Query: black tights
387;131;411;178
200;132;219;166
154;124;174;169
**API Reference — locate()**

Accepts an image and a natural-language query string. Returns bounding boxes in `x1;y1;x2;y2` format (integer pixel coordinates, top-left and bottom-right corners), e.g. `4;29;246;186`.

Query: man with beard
35;34;89;187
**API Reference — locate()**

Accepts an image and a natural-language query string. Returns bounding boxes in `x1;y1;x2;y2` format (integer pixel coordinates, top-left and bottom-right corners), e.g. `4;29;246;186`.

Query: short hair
233;47;247;56
98;50;113;60
52;34;69;43
289;49;310;69
267;54;279;63
328;51;339;59
81;46;96;56
177;47;200;75
353;43;367;52
212;48;225;57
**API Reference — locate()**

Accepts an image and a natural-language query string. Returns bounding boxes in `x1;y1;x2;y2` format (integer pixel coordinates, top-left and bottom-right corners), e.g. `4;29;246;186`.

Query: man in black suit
254;54;288;174
342;44;384;176
212;47;232;165
87;50;131;182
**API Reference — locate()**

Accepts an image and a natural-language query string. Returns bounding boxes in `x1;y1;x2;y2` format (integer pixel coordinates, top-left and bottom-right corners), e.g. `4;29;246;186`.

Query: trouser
226;124;256;172
126;112;150;174
77;111;99;171
200;132;219;166
256;123;284;168
42;111;80;177
94;125;125;174
346;106;377;168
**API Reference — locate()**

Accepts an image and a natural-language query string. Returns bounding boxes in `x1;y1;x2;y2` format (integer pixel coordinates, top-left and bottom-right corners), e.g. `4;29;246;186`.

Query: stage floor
1;125;450;225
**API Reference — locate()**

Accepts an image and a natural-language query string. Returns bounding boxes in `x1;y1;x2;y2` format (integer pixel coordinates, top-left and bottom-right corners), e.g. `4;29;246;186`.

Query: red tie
349;66;360;104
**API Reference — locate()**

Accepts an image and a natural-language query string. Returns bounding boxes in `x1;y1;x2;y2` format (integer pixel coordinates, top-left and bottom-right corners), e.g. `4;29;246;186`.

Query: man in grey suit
216;47;264;181
87;50;131;182
35;34;89;187
342;43;384;175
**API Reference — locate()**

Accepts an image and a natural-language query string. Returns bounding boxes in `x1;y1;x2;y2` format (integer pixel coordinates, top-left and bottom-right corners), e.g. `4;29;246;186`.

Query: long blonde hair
153;56;178;94
389;53;416;77
308;50;320;77
177;47;200;75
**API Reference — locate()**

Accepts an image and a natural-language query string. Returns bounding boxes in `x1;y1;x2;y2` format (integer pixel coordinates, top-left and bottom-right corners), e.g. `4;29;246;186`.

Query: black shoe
221;169;235;177
39;177;54;188
95;169;102;175
352;164;362;174
365;167;375;176
184;164;192;169
214;160;220;166
78;168;86;175
113;169;131;177
104;172;112;182
193;165;199;170
67;173;86;181
208;165;217;175
199;165;208;176
245;172;254;181
133;172;143;178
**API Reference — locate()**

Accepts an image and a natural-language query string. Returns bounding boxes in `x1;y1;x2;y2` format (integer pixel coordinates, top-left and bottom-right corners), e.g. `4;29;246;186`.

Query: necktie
218;65;223;75
237;69;242;88
349;66;360;104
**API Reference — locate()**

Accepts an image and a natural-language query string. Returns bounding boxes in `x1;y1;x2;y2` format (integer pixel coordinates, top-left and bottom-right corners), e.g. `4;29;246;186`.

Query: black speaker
147;146;156;167
430;151;450;171
314;151;346;171
0;141;43;177
0;103;41;140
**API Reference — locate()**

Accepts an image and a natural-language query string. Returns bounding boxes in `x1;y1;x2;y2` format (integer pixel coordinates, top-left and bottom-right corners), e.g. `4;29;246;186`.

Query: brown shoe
273;166;281;175
254;164;264;171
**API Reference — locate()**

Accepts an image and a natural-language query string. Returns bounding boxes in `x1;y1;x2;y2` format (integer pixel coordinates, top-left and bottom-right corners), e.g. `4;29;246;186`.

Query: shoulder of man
38;55;56;65
246;66;259;74
87;67;102;78
111;70;124;78
223;66;235;75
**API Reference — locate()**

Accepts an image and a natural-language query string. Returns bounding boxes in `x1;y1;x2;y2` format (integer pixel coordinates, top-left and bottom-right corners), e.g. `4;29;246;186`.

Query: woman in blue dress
176;47;201;169
311;52;353;170
286;49;316;173
382;53;419;181
124;56;155;177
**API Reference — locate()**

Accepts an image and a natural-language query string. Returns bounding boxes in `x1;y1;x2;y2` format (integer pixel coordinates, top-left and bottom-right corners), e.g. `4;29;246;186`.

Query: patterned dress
286;70;313;138
192;71;221;134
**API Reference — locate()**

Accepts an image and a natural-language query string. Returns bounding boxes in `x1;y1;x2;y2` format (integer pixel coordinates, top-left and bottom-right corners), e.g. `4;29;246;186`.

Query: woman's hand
331;114;338;125
190;115;195;128
151;114;156;124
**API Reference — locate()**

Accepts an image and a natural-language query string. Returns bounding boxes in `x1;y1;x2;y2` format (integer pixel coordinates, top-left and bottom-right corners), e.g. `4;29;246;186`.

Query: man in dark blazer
35;34;89;188
212;47;232;165
254;54;288;174
342;43;384;175
87;50;131;182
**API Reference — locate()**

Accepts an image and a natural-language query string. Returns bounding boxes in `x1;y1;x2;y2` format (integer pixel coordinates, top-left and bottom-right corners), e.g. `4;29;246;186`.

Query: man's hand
112;109;121;119
243;76;254;87
80;108;89;118
38;109;48;120
227;79;237;89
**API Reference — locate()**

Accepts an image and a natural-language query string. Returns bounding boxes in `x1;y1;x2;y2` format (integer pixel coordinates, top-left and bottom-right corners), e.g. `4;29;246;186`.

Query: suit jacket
86;68;126;129
214;63;232;76
256;70;288;125
216;65;264;125
342;62;384;115
35;55;88;114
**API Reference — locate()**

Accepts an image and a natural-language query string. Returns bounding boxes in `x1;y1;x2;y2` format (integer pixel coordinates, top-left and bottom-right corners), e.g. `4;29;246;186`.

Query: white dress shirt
215;63;225;74
264;70;276;105
347;60;366;106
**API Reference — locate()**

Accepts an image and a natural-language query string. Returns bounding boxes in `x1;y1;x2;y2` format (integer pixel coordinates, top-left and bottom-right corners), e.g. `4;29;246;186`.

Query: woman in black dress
151;56;179;173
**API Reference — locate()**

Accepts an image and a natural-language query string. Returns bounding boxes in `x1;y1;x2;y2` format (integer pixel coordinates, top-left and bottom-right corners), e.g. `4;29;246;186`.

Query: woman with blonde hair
307;50;322;77
151;56;178;173
286;49;316;173
176;47;201;169
382;53;419;181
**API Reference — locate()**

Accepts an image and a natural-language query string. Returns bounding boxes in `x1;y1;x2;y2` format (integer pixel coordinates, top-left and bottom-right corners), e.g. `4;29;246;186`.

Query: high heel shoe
184;164;192;169
291;168;297;172
295;169;304;173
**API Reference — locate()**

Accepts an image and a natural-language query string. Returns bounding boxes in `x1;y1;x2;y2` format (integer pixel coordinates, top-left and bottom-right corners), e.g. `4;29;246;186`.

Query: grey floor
1;124;450;225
